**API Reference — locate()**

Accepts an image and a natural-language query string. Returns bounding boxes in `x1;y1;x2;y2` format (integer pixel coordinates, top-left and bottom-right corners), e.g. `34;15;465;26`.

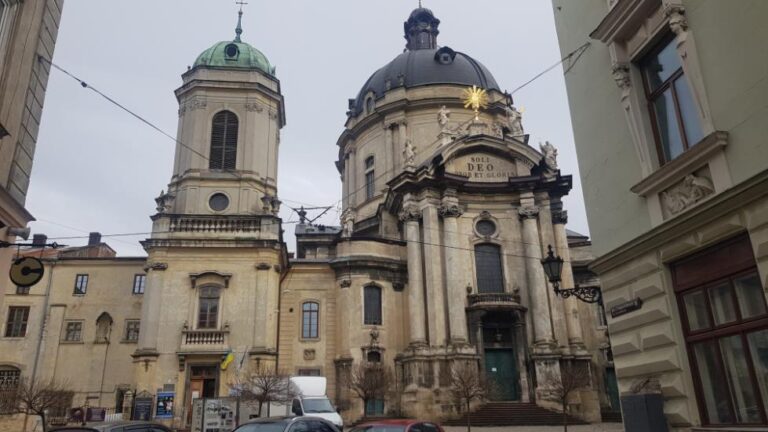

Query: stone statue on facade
506;104;524;138
403;139;416;168
437;105;451;132
340;209;356;238
154;190;174;214
539;141;559;171
662;174;714;215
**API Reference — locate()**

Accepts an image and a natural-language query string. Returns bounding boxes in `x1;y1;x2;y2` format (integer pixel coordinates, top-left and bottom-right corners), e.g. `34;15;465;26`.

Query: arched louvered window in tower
209;110;239;170
474;243;504;293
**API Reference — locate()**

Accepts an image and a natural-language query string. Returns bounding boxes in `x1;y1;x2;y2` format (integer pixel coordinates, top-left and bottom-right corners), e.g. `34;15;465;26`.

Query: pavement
444;425;624;432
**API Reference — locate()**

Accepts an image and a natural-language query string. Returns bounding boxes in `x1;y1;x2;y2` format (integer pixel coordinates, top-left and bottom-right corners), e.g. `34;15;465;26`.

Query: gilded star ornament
463;85;489;120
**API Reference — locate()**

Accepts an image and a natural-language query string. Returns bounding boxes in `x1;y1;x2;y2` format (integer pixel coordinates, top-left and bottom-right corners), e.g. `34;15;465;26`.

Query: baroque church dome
193;11;274;75
350;7;500;117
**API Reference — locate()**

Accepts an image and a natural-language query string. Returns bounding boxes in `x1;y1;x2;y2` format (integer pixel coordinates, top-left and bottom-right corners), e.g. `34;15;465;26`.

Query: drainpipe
31;259;56;382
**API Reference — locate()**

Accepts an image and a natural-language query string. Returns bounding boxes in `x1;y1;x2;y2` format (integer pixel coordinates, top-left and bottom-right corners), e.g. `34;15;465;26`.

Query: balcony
168;215;261;234
467;292;525;311
179;328;230;354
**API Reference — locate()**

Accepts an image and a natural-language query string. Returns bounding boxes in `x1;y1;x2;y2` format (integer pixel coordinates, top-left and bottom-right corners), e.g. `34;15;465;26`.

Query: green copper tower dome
193;10;275;75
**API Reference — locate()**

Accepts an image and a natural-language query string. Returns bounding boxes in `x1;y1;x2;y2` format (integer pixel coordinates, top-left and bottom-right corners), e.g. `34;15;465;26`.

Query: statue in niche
539;141;559;171
506;104;524;138
662;174;714;215
403;139;416;167
437;105;451;132
340;209;356;238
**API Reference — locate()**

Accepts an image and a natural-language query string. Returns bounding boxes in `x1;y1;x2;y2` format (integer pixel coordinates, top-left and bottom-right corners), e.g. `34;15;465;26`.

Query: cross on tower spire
234;1;248;42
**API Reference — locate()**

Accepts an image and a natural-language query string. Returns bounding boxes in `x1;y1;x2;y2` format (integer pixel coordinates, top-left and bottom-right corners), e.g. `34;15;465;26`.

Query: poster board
132;396;153;421
155;392;175;419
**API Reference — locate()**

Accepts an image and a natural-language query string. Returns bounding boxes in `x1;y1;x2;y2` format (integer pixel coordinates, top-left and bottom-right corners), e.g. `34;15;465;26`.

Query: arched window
364;285;382;325
302;302;319;339
475;243;504;293
198;286;221;329
209;111;238;170
364;156;375;200
95;312;113;343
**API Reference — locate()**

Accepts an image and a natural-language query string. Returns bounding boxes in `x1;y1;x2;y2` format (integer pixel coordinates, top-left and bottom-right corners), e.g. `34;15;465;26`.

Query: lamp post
541;245;602;304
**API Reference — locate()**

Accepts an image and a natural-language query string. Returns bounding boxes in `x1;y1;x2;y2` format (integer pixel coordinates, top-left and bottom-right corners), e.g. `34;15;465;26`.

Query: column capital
438;203;463;218
398;202;422;222
611;63;631;91
518;205;540;220
551;210;568;225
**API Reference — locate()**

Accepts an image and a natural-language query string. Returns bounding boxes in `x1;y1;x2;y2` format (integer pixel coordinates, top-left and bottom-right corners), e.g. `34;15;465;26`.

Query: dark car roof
356;420;440;427
240;416;335;426
52;422;171;431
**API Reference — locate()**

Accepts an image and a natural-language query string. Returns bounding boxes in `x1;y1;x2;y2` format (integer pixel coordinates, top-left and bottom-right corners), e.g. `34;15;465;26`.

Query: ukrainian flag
221;351;234;370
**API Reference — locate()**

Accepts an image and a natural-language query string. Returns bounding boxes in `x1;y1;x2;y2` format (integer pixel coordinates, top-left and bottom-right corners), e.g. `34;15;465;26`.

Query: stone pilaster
422;198;447;346
551;210;587;353
518;206;555;352
136;261;167;353
397;121;408;173
399;200;427;347
439;191;468;344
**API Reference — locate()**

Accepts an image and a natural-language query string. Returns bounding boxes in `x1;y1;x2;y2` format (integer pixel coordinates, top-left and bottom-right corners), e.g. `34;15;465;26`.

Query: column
422;198;447;346
440;193;468;343
552;210;586;352
385;125;395;177
137;261;167;353
397;121;408;173
399;200;426;347
519;205;555;352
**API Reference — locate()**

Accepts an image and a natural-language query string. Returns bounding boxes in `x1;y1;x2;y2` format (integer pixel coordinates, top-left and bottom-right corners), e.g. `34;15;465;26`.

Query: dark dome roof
350;8;500;117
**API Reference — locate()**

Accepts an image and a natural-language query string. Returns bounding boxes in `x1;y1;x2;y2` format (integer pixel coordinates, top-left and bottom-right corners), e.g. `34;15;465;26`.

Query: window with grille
0;367;20;414
198;286;220;329
302;302;319;339
5;306;29;337
125;320;140;342
64;321;83;342
474;244;504;293
73;274;88;295
364;156;375;200
364;285;382;325
640;34;704;164
132;274;146;294
209;110;239;170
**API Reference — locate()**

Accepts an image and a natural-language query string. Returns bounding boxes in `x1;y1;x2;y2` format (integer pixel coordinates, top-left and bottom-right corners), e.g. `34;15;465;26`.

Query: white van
270;377;343;430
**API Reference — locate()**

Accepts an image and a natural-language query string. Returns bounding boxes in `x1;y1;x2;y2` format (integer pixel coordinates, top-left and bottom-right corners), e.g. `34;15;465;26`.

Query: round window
476;219;496;236
209;193;230;212
224;43;239;58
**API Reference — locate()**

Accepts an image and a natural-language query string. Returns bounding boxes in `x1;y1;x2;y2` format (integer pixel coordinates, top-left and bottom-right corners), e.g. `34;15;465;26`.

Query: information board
133;396;153;421
155;392;175;419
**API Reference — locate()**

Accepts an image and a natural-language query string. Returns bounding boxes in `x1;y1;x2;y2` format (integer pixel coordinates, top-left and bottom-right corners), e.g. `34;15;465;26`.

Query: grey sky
28;0;590;256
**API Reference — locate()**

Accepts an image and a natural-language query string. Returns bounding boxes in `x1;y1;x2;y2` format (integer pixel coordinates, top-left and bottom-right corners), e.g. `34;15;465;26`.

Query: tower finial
419;0;422;7
235;1;248;42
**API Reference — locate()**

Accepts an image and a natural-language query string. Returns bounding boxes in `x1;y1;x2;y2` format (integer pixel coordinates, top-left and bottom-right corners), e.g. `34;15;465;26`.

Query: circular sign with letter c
9;257;45;287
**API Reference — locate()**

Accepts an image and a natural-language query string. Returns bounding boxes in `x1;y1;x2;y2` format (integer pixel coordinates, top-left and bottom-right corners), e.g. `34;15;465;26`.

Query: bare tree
449;362;488;432
348;362;393;417
228;364;298;417
0;377;72;432
548;361;592;432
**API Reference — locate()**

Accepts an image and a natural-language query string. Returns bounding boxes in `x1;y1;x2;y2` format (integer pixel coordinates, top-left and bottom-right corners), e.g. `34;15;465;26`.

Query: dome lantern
404;7;440;51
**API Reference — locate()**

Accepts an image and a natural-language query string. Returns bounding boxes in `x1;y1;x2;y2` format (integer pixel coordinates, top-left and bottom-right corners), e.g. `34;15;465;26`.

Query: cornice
591;168;768;274
590;0;662;43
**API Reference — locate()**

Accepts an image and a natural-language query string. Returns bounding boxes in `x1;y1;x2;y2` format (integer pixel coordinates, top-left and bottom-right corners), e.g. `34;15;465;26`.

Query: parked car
349;420;445;432
50;421;171;432
234;416;340;432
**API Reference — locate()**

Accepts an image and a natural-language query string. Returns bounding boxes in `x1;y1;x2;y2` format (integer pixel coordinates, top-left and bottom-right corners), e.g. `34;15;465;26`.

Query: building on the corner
1;5;622;431
553;0;768;430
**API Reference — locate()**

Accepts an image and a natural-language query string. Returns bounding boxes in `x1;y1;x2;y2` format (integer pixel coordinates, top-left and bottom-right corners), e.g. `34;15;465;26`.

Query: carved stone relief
661;173;714;216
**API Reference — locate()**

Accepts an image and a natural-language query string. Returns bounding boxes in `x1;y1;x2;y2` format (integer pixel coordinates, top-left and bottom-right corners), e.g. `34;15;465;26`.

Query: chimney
88;232;102;246
32;234;47;247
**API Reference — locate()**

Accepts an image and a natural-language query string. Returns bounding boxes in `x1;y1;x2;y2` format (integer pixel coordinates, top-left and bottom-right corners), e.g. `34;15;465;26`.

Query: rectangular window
5;307;29;337
364;286;382;326
64;321;83;342
364;156;375;200
73;274;88;295
302;302;319;339
125;320;140;342
365;399;385;416
132;274;146;295
640;35;704;165
297;369;322;377
673;236;768;426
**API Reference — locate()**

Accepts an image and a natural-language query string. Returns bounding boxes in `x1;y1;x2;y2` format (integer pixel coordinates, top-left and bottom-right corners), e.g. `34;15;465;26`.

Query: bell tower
134;13;286;419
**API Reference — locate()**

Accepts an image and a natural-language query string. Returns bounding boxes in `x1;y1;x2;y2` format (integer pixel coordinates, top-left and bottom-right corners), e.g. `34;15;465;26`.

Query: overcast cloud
27;0;589;256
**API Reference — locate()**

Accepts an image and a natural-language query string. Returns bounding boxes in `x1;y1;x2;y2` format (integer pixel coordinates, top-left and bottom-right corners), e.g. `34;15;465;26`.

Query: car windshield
236;422;288;432
301;398;335;413
349;427;406;432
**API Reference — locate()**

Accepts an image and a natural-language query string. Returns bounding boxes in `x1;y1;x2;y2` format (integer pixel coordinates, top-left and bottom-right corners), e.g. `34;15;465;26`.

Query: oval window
209;193;230;212
476;219;496;236
224;43;239;58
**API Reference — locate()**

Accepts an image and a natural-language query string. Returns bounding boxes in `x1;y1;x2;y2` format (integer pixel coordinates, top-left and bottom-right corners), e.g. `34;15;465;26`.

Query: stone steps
444;402;589;426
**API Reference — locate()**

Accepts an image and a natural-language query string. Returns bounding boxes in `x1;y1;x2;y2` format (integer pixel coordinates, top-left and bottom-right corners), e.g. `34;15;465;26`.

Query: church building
0;6;617;430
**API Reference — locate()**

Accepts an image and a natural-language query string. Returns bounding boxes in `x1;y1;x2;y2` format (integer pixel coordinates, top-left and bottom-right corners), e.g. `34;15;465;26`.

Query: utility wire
510;42;590;95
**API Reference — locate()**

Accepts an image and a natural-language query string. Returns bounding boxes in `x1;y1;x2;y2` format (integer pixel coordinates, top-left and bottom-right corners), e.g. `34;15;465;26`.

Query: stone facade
0;6;619;431
553;0;768;430
0;0;64;323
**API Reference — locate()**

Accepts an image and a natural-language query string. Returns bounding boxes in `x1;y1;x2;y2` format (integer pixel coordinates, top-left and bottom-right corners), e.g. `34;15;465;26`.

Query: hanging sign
9;257;44;287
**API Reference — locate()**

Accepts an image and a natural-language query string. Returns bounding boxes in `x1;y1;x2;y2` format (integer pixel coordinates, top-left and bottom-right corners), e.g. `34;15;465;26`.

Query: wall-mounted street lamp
541;245;602;304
